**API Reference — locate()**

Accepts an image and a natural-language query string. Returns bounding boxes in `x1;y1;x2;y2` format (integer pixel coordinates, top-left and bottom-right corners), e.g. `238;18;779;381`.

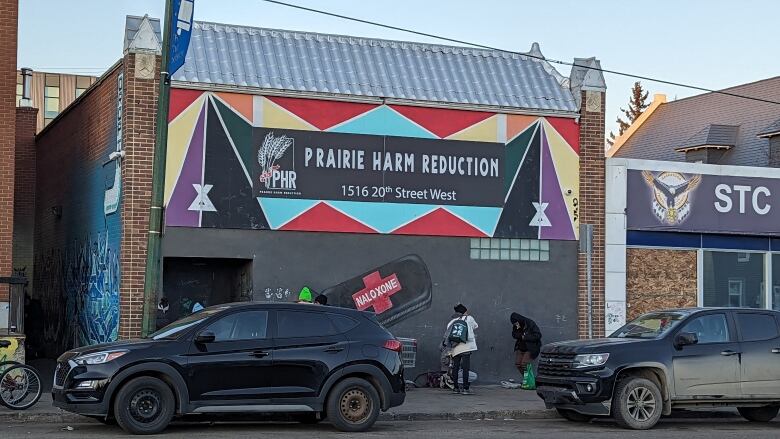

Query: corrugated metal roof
171;21;578;113
614;77;780;166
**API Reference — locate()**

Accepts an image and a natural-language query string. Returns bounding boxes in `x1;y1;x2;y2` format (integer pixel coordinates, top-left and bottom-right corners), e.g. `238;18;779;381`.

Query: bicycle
0;343;42;410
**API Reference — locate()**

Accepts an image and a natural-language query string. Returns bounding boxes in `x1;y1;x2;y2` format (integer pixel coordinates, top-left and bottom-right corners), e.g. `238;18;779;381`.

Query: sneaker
461;389;474;395
452;387;461;394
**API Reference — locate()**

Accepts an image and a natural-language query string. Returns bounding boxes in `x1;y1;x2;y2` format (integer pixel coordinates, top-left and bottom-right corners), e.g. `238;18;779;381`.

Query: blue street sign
169;0;194;76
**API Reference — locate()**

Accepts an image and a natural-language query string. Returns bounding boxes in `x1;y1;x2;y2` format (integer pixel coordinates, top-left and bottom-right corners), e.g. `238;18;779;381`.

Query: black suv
537;308;780;430
52;302;405;434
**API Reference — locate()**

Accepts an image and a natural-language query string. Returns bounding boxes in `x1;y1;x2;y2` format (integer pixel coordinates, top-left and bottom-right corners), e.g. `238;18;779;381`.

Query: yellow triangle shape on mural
262;98;317;131
165;96;205;205
543;119;580;238
446;115;498;142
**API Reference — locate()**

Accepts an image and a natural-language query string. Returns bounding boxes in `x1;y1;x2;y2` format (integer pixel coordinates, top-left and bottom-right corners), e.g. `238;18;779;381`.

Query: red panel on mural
390;105;493;138
392;208;488;237
280;202;378;234
267;96;377;130
169;88;204;122
546;117;580;153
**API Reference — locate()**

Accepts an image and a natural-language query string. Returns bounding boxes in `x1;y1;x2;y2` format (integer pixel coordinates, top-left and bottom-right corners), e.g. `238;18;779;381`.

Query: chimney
19;68;32;107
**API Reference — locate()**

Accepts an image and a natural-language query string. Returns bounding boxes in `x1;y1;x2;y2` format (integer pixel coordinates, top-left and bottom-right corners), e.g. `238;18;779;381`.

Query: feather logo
642;171;701;225
258;132;293;188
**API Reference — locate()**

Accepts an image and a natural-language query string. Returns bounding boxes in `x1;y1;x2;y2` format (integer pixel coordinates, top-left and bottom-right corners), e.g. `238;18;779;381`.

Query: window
15;72;22;105
703;251;765;308
736;313;779;342
679;314;730;344
329;314;359;333
611;311;687;339
773;255;780;311
44;74;60;126
75;76;91;98
205;310;268;342
277;311;336;338
470;238;549;261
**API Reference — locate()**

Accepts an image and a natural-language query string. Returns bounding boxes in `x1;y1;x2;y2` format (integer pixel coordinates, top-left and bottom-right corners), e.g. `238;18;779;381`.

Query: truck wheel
326;377;380;432
114;376;175;435
738;406;779;422
611;377;662;430
556;408;593;422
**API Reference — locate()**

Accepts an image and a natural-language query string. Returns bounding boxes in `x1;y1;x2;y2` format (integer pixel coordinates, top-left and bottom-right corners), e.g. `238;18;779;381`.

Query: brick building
28;15;606;380
603;78;780;332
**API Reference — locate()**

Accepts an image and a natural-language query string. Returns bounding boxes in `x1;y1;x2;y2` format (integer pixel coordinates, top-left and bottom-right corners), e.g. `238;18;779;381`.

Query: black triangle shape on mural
494;127;541;238
201;98;269;229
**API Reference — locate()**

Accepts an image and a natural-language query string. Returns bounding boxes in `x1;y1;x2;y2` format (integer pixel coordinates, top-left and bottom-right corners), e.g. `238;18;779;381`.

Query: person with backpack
511;312;542;383
445;304;478;395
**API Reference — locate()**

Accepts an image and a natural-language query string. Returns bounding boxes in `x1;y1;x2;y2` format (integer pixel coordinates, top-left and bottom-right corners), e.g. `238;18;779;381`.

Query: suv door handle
771;348;780;354
251;350;270;358
721;350;739;356
324;346;344;353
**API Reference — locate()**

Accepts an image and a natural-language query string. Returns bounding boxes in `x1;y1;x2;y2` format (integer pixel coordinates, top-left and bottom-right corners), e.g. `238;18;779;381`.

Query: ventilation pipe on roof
19;67;32;107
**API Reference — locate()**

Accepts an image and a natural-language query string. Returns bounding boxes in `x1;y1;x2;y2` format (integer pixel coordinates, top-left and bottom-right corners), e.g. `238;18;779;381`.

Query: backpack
448;317;469;344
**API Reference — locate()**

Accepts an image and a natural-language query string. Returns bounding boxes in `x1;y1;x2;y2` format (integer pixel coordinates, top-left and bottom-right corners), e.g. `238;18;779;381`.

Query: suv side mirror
195;331;216;344
674;332;698;349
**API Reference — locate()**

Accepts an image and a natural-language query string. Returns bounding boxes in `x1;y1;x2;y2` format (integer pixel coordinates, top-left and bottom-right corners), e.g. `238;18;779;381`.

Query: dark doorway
162;258;253;324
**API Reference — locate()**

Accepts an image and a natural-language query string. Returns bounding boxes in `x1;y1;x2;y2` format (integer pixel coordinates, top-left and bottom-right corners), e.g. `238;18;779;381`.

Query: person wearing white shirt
445;303;478;395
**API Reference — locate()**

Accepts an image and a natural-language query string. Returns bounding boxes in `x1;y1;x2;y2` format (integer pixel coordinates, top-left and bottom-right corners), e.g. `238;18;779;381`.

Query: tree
608;81;649;146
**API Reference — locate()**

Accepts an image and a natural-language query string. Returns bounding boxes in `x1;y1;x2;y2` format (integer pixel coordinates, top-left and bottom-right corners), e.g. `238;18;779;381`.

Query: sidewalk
0;386;552;424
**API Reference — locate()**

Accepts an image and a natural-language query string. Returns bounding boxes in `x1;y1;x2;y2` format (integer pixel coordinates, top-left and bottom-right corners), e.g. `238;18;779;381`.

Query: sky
17;0;780;136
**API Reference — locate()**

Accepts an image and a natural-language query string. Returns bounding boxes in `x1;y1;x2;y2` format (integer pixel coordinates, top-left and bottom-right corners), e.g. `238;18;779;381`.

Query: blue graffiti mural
33;71;124;356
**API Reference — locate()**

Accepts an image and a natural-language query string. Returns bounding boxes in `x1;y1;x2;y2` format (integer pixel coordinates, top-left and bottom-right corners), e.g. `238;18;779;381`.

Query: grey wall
162;227;578;382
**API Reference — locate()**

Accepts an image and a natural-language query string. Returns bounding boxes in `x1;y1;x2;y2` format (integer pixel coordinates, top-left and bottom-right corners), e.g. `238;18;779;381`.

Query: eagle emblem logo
642;171;702;225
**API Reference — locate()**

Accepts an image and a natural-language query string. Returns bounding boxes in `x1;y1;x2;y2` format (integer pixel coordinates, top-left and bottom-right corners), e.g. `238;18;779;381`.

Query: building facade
29;16;607;380
604;78;780;332
15;70;97;132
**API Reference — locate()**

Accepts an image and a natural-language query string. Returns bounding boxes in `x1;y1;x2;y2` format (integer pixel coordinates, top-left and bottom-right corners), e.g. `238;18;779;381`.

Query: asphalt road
4;418;780;438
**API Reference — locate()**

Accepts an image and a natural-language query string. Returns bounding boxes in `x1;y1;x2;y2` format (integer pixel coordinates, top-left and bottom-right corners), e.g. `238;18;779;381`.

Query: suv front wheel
738;406;779;422
113;376;175;435
326;377;381;432
612;377;663;430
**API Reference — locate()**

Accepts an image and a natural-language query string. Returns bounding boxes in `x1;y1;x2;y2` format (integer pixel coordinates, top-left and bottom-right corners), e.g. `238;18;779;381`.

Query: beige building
16;70;97;132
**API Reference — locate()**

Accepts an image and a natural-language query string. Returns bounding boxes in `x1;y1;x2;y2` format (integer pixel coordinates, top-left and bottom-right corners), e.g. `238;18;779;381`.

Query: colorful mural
0;335;25;364
165;90;580;239
33;73;123;355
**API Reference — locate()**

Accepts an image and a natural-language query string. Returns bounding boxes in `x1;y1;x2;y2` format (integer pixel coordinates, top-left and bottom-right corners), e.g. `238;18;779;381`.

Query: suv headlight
73;350;128;365
573;353;609;368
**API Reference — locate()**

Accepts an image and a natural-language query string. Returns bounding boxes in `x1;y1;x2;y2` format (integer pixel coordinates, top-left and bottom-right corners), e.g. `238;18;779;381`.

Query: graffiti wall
165;90;580;240
0;335;25;364
32;69;123;356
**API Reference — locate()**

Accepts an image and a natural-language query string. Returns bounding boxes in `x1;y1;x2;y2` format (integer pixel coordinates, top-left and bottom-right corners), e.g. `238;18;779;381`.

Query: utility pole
580;224;594;339
141;0;174;336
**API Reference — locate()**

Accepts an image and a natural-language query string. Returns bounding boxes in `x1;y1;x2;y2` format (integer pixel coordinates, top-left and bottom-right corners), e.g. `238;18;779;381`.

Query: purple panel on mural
540;127;575;240
166;107;205;227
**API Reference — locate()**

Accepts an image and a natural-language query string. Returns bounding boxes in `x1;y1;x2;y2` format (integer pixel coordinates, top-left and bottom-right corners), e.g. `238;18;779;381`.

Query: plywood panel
626;248;697;320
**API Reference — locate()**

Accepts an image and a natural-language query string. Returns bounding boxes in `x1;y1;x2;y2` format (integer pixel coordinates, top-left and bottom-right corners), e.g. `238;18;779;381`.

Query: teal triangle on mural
213;97;254;184
328;106;437;138
257;198;319;229
327;201;437;233
504;122;538;196
445;206;503;236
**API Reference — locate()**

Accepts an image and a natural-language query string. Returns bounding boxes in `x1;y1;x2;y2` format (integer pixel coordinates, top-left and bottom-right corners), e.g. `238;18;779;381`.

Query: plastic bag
521;364;536;390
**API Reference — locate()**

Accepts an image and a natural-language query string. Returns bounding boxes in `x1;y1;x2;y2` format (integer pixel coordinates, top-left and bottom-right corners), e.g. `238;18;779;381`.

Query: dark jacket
511;313;542;358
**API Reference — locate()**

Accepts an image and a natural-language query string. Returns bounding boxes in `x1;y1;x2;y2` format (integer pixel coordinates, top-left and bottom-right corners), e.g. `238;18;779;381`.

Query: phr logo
258;132;297;191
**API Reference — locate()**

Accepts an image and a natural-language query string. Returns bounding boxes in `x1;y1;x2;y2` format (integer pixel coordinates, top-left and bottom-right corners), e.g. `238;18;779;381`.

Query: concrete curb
1;407;740;424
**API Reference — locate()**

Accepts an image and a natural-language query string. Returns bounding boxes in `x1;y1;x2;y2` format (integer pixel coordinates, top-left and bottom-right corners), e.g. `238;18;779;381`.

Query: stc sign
627;170;780;235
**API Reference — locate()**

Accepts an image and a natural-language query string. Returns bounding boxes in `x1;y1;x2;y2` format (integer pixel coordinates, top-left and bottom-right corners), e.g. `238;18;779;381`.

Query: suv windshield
149;307;227;340
611;312;687;339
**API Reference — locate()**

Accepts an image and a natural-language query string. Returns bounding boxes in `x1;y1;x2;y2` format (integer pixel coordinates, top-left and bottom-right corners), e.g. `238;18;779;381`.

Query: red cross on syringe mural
352;271;403;314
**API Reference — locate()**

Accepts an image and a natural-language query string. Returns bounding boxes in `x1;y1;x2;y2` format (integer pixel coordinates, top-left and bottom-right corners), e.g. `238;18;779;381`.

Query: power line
260;0;780;106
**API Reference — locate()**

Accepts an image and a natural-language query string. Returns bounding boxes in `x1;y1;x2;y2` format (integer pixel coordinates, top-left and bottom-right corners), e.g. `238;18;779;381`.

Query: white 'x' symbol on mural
188;184;217;212
529;202;551;227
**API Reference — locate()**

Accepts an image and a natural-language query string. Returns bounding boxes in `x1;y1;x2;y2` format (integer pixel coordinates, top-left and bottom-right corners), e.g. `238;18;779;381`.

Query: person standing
511;312;542;376
446;304;478;395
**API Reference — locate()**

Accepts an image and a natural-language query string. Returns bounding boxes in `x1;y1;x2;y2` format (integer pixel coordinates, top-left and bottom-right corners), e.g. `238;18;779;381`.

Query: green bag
521;364;536;390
